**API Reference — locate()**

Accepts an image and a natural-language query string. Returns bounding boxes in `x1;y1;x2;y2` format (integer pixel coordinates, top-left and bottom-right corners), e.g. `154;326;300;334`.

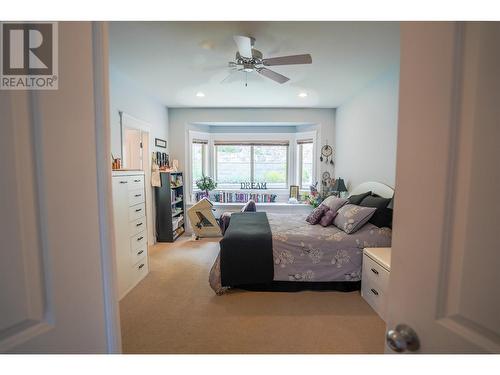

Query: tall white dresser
112;171;149;299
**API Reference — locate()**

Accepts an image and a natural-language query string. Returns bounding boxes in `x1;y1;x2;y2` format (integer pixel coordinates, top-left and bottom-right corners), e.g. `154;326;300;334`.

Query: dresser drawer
128;189;145;206
129;216;146;236
129;203;146;221
130;244;147;264
128;175;144;191
362;253;390;321
361;280;387;319
130;231;147;251
132;259;149;284
362;254;390;292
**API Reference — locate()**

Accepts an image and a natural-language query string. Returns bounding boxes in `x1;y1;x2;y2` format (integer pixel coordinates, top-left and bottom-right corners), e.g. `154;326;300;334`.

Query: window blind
296;139;314;145
192;139;208;144
214;140;289;146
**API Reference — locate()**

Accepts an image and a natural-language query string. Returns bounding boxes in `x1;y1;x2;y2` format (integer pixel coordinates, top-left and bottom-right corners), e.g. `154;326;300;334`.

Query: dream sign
240;182;267;190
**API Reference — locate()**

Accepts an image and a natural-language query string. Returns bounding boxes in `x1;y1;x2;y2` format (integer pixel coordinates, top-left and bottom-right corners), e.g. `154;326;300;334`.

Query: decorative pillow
333;204;377;234
360;195;392;209
321;196;348;212
319;209;337;227
241;199;256;212
347;191;372;205
370;208;393;228
306;204;329;225
359;195;393;228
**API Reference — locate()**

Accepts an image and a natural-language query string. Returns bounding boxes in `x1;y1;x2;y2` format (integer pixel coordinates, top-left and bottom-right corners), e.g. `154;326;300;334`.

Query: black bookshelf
154;172;185;242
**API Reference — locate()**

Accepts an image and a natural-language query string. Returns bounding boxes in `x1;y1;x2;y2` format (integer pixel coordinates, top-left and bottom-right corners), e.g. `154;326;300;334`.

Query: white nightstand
361;247;391;322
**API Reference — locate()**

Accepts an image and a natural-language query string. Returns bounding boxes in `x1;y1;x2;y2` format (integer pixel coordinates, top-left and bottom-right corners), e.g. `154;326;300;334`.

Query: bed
209;182;394;295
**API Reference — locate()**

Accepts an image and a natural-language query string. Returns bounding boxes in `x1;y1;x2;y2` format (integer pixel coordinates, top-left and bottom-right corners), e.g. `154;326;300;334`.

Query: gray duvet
209;212;392;294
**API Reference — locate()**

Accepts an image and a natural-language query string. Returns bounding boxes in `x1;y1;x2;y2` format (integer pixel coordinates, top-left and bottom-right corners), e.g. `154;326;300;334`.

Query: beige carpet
119;236;386;353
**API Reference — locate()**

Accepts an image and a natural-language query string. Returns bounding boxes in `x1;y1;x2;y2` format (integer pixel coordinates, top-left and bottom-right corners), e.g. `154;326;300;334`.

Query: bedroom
107;21;401;353
1;10;499;363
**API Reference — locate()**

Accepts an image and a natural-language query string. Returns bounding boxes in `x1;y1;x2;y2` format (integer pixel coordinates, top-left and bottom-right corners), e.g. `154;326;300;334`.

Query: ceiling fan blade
233;35;254;59
262;54;312;66
256;68;290;84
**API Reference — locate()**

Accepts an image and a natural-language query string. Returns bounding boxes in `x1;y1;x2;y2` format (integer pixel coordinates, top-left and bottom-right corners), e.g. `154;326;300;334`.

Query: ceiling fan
225;35;312;85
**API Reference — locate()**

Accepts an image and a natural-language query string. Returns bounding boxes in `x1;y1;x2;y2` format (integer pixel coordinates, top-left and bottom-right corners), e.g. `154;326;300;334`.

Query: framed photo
155;138;167;148
289;185;299;199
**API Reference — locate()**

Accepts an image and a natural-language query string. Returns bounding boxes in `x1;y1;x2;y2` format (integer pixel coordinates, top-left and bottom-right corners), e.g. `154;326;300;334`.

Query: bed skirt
234;280;361;293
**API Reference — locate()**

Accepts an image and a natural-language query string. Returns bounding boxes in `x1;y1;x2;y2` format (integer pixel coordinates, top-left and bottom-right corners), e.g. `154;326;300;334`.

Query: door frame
91;21;122;353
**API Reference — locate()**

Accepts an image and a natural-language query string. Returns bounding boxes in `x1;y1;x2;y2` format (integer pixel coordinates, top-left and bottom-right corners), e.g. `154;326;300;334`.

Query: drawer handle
371;268;379;275
138;264;145;269
134;194;141;197
133;179;141;182
135;208;142;212
371;288;379;296
136;222;143;227
137;236;144;241
137;250;144;255
119;180;128;184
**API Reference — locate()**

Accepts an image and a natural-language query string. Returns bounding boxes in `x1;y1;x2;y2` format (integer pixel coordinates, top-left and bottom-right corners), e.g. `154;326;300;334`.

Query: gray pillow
333;204;377;234
321;196;348;212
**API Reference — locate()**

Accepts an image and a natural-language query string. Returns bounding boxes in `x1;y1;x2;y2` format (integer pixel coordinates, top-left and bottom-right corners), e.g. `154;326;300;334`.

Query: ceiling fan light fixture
196;92;205;98
229;35;312;85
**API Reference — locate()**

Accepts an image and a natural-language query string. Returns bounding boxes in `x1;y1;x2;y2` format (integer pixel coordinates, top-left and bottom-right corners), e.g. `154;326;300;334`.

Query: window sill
186;201;311;207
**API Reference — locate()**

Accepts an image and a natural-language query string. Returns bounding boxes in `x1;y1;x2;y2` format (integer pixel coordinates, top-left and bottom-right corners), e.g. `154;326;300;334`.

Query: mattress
209;212;392;294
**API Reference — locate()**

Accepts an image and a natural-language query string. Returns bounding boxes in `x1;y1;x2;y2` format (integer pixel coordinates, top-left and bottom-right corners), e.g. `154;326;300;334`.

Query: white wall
335;67;399;190
109;66;170;245
168;107;336;182
109;66;169;158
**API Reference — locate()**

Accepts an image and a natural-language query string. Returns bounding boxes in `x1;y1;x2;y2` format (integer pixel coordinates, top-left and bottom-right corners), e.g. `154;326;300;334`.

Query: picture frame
289;185;300;199
155;138;167;148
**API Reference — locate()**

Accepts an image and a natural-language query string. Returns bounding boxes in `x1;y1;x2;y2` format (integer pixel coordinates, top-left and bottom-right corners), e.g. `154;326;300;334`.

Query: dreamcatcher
321;171;332;188
320;144;334;165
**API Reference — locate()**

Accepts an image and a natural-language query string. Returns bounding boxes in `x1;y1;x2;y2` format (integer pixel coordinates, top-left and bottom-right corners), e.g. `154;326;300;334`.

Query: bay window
214;141;289;189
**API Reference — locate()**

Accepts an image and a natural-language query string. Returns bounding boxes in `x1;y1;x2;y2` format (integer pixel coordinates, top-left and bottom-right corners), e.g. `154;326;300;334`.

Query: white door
386;22;500;353
0;22;120;353
123;127;143;170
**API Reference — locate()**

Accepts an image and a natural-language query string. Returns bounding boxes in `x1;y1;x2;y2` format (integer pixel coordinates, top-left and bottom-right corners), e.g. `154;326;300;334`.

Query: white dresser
361;247;391;322
112;171;149;299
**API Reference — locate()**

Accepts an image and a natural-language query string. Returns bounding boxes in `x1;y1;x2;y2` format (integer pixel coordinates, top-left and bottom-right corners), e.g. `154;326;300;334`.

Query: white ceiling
109;22;399;108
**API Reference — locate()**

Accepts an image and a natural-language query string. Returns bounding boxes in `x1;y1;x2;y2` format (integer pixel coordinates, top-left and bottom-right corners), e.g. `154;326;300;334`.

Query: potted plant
196;175;217;198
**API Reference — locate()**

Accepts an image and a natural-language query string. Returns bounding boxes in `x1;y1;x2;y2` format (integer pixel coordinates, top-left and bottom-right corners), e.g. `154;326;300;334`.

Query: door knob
386;324;420;353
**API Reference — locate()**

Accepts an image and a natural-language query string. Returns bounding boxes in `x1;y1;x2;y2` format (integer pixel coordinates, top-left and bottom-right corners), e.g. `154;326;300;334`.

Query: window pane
301;143;313;189
192;143;204;187
254;145;287;189
216;145;251;187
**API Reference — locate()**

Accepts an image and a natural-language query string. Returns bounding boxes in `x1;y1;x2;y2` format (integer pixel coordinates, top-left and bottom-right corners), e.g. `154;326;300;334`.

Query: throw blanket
220;212;273;287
